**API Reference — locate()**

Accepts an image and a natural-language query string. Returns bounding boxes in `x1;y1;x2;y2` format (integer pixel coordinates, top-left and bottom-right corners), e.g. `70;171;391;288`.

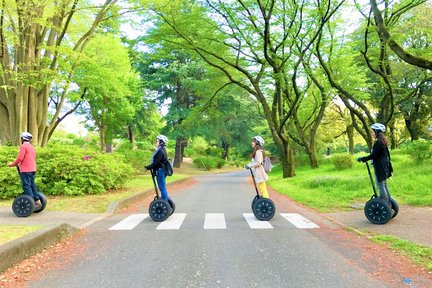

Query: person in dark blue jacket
357;123;393;203
145;135;171;201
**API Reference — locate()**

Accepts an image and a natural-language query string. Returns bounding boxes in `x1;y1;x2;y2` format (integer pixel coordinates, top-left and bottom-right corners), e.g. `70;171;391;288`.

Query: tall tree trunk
0;0;119;146
100;126;106;152
106;143;112;153
221;142;230;160
405;119;421;141
173;137;183;168
128;125;135;147
347;125;354;154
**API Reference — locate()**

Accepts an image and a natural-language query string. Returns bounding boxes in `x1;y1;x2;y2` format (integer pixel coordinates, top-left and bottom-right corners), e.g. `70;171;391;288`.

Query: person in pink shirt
8;132;42;207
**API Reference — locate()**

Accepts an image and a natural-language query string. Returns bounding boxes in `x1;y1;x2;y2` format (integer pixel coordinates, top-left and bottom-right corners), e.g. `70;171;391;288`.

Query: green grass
0;225;45;245
371;234;432;271
268;154;432;212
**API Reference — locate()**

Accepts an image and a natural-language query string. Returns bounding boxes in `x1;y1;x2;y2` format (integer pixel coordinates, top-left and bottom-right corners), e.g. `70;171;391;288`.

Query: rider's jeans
376;177;391;203
20;172;40;201
156;168;170;200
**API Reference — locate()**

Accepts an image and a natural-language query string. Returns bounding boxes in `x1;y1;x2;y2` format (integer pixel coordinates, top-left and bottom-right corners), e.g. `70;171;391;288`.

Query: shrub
193;156;226;170
117;148;153;173
332;153;353;170
186;137;208;157
0;145;133;199
216;159;226;169
404;139;432;163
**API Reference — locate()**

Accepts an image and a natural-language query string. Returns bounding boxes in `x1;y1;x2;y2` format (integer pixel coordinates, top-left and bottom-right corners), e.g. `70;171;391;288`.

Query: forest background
0;0;431;200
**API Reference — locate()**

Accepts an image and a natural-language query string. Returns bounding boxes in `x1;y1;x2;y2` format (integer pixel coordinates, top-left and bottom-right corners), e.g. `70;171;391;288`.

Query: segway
12;167;47;217
248;168;275;221
363;162;398;224
148;169;174;222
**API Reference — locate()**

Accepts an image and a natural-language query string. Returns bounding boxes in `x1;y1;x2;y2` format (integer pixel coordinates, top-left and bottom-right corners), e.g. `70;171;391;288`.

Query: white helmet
253;135;264;146
156;135;168;144
20;132;33;141
371;123;386;133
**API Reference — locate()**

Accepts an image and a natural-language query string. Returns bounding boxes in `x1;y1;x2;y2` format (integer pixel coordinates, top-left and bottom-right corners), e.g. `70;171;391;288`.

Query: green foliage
404;139;432;162
0;145;133;199
118;148;153;173
0;147;22;199
185;137;209;157
193;156;225;170
332;153;353;170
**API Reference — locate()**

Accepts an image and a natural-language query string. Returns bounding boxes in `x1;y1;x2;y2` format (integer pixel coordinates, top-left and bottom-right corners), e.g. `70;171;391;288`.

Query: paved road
27;172;429;288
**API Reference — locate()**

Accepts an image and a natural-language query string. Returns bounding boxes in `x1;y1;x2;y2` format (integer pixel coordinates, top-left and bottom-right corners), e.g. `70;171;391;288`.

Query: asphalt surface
21;171;431;288
327;206;432;247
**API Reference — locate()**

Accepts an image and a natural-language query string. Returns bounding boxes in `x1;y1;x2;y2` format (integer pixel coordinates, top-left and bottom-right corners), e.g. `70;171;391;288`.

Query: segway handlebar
247;167;260;196
149;169;160;198
364;161;378;197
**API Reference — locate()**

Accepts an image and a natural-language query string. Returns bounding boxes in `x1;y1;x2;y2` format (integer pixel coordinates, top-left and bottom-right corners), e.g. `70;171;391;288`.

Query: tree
74;34;141;152
0;0;120;146
183;84;257;160
143;0;344;177
368;0;432;70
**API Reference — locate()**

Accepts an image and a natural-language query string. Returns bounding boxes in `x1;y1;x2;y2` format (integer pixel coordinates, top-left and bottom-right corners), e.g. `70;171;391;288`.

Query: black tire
33;192;47;213
364;198;392;224
168;198;175;215
253;198;276;221
390;198;399;219
251;195;260;211
149;199;172;222
12;195;35;217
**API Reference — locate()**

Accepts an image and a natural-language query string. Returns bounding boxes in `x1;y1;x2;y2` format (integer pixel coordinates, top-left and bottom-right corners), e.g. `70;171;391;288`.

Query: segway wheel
390;198;399;219
168;199;175;215
251;195;260;211
364;198;392;224
149;199;172;222
33;192;47;213
12;195;35;217
253;198;276;221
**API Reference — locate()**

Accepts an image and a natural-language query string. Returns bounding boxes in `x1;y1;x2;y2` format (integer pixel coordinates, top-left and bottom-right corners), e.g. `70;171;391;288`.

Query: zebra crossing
109;212;320;231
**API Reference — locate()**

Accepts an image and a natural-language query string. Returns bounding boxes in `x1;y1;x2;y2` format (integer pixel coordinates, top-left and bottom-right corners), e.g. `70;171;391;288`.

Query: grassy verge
0;225;45;245
268;154;431;212
371;234;432;271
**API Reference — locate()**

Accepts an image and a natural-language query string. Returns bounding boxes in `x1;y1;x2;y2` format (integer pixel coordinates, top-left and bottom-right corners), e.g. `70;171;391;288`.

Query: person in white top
245;136;269;198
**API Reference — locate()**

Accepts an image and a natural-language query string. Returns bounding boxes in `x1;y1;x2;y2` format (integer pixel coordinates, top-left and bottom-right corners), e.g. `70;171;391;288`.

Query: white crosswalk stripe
243;213;273;229
109;213;319;231
156;213;187;230
109;214;148;230
204;213;226;229
280;213;320;229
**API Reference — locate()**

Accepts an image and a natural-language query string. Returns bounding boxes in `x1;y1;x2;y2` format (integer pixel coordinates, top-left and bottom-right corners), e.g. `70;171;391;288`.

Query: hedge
0;145;133;199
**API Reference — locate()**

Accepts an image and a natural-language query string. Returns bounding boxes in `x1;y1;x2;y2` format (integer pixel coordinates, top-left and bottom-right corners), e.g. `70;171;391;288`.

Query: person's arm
247;150;263;168
360;141;385;162
146;150;163;169
9;145;26;167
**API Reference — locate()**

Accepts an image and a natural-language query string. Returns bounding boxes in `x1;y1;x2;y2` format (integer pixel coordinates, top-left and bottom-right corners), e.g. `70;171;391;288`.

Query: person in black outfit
357;123;393;203
145;135;171;201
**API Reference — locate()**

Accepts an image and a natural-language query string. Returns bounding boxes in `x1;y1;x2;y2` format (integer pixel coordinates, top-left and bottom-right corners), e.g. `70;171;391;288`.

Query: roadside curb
0;176;193;274
0;223;77;273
